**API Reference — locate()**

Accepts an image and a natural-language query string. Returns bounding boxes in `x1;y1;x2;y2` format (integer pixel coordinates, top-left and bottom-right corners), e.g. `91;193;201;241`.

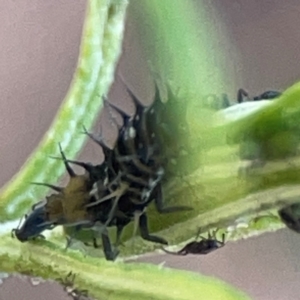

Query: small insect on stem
161;228;225;256
57;271;89;300
11;205;52;242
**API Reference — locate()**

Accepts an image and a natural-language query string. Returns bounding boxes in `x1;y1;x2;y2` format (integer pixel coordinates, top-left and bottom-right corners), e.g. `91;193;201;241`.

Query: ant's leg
139;213;168;245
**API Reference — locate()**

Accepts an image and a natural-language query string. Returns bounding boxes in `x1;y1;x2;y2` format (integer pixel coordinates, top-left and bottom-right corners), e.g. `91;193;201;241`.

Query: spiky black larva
13;79;193;261
86;80;193;251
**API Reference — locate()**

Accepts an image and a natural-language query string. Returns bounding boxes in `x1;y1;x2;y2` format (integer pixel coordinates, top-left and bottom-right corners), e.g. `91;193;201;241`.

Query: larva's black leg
58;143;76;177
152;184;193;213
139;213;168;245
101;233;119;261
237;88;249;103
31;182;63;193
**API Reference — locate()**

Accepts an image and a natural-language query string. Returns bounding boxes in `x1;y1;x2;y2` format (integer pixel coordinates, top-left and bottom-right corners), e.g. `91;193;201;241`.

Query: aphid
161;229;225;256
11;201;55;242
278;203;300;233
237;88;281;103
205;88;281;110
57;271;89;300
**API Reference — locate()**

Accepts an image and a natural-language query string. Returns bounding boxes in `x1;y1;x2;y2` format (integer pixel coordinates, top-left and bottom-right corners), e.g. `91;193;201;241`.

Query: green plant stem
0;0;128;221
0;236;250;300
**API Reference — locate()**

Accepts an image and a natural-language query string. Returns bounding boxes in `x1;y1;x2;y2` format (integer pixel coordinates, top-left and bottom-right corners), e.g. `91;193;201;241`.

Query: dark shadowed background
1;1;300;299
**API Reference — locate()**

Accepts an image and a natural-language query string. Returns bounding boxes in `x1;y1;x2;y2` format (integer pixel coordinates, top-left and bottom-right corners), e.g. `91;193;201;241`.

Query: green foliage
3;0;300;299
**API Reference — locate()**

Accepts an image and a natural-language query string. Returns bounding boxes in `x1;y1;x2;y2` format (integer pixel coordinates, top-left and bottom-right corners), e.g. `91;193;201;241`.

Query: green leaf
1;1;298;298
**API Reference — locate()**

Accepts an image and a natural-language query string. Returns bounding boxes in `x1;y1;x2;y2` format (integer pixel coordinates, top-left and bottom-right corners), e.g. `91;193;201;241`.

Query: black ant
161;229;225;256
